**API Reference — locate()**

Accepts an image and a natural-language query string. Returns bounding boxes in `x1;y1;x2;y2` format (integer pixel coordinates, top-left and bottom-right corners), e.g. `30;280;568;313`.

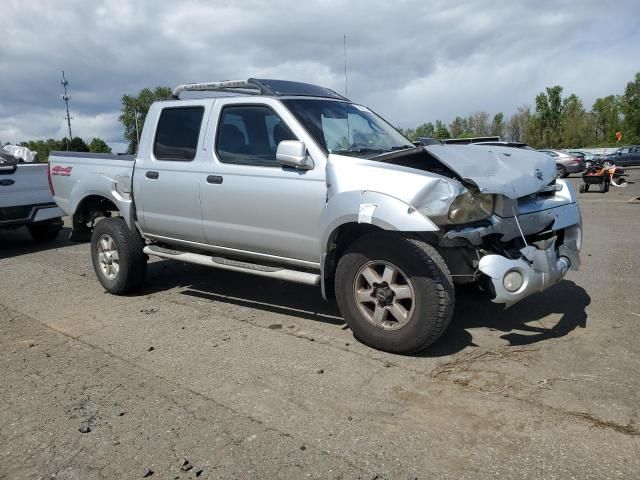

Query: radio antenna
60;71;73;150
343;35;348;97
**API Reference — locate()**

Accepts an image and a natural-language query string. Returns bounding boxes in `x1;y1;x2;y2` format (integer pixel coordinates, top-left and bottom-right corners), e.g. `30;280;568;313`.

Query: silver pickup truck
50;78;582;353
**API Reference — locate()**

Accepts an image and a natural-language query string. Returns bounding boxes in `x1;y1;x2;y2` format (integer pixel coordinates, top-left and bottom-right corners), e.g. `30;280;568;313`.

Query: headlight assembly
448;189;495;224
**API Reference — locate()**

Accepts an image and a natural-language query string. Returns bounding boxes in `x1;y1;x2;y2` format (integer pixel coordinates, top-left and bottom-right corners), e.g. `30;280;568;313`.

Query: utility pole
60;71;73;151
343;35;348;97
134;108;140;147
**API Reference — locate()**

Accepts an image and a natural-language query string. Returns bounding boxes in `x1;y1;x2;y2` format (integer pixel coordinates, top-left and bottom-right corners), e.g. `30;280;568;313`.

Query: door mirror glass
276;140;313;170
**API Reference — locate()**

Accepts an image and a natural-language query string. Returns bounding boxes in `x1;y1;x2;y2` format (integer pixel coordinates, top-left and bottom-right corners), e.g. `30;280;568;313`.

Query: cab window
216;105;296;166
153;107;204;161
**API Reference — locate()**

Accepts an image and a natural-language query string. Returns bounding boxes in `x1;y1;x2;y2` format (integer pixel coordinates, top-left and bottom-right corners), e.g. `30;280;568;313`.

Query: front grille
517;184;557;206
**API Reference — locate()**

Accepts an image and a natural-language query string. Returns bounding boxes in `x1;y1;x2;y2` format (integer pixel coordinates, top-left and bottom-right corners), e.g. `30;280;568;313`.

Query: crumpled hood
425;144;556;198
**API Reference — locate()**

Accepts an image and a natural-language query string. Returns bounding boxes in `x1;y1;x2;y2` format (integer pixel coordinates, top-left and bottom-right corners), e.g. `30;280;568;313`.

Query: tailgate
0;163;60;224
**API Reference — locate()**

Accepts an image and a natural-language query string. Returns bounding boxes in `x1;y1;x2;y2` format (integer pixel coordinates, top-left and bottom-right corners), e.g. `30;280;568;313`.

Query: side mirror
276;140;313;170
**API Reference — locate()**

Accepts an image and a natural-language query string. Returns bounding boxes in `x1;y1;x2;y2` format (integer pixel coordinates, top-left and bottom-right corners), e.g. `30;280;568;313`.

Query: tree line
16;137;111;162
399;71;640;149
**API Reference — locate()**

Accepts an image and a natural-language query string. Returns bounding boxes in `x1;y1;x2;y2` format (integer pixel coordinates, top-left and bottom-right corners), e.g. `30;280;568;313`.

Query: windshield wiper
370;145;417;159
331;147;386;156
390;144;415;151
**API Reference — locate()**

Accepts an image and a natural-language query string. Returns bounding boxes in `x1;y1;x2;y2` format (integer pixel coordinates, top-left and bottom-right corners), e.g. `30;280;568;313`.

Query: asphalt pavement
1;169;639;479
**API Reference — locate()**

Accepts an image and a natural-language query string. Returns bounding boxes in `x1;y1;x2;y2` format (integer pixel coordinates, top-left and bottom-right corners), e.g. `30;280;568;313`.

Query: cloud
1;0;639;149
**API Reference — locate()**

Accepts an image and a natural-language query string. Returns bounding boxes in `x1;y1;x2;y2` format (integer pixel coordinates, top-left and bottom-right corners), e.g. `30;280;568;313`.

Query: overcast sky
1;0;639;152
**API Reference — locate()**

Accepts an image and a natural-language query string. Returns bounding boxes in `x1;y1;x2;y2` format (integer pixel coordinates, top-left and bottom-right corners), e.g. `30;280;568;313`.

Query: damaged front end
325;143;582;307
441;179;582;306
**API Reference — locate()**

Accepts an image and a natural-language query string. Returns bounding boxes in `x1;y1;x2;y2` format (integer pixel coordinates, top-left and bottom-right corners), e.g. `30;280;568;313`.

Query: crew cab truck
50;79;582;354
0;159;63;241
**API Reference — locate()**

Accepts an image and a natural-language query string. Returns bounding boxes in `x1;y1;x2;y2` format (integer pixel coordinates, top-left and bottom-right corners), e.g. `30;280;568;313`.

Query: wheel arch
71;193;135;241
320;191;440;300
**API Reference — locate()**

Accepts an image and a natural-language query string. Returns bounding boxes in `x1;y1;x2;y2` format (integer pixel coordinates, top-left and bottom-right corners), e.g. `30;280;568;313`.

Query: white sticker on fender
358;204;377;224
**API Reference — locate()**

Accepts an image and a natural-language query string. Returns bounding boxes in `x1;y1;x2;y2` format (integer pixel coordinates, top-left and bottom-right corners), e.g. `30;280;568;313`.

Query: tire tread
335;231;454;354
91;218;146;295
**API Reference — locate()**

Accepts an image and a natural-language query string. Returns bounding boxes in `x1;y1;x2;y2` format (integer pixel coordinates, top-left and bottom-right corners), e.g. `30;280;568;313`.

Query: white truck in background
0;149;64;241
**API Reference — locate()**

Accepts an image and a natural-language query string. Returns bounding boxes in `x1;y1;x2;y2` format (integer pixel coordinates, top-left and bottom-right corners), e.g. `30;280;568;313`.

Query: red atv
579;160;627;193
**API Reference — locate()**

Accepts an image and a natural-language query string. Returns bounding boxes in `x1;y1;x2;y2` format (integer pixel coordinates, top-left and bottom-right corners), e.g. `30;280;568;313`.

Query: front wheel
335;232;454;354
91;218;147;295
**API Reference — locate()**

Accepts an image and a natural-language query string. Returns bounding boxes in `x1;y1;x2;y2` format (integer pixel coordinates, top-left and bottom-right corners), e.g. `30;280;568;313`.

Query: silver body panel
199;97;327;262
49;155;134;228
50;93;582;307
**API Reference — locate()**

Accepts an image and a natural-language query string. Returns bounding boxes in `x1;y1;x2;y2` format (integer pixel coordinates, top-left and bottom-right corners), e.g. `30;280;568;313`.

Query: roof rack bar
171;78;348;101
172;79;266;99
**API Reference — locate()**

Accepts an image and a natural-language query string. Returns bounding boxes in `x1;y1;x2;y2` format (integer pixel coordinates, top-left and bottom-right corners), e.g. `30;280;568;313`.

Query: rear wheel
600;180;608;193
91;218;147;295
28;219;62;242
335;232;454;354
556;164;567;178
579;184;586;193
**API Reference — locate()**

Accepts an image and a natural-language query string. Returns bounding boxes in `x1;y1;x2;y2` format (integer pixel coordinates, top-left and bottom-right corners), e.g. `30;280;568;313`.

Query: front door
199;101;326;264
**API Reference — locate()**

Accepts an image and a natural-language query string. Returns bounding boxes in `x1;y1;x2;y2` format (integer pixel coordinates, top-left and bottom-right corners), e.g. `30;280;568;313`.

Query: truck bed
49;151;136;218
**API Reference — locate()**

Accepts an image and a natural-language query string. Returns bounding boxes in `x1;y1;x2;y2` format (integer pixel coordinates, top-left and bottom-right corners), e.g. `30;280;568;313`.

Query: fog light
503;270;523;292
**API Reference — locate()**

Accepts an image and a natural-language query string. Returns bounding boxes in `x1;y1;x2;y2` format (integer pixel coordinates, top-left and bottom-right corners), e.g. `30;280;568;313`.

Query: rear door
133;102;208;243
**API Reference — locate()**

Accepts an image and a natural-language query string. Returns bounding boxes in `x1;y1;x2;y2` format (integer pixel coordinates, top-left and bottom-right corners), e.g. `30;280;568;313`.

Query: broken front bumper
478;226;581;307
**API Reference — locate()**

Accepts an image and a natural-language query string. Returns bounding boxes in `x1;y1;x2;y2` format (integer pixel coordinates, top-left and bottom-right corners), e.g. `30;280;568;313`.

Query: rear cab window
153;107;205;161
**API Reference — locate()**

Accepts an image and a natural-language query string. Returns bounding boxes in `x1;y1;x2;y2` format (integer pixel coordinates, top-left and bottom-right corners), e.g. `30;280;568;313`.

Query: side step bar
143;245;320;286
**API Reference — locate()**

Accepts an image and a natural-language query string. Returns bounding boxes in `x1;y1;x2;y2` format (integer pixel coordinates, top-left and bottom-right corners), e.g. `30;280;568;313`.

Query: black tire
28;219;62;242
579;184;586;193
556;164;567;178
90;217;147;295
335;231;454;354
584;183;589;192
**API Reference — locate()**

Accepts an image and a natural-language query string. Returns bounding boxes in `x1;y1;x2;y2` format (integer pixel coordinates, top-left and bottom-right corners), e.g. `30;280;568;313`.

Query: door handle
146;171;159;179
206;175;223;184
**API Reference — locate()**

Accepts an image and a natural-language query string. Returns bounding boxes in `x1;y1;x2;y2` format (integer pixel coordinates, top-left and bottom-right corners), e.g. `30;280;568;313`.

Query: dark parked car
565;150;600;169
538;149;586;177
604;145;640;166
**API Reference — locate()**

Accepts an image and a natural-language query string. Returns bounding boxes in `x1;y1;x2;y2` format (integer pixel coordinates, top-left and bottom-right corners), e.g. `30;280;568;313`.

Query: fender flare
320;190;439;251
70;174;134;230
319;190;440;298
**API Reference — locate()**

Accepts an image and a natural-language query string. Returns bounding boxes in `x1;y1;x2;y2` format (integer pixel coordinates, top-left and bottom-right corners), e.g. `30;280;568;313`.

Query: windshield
281;99;414;157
